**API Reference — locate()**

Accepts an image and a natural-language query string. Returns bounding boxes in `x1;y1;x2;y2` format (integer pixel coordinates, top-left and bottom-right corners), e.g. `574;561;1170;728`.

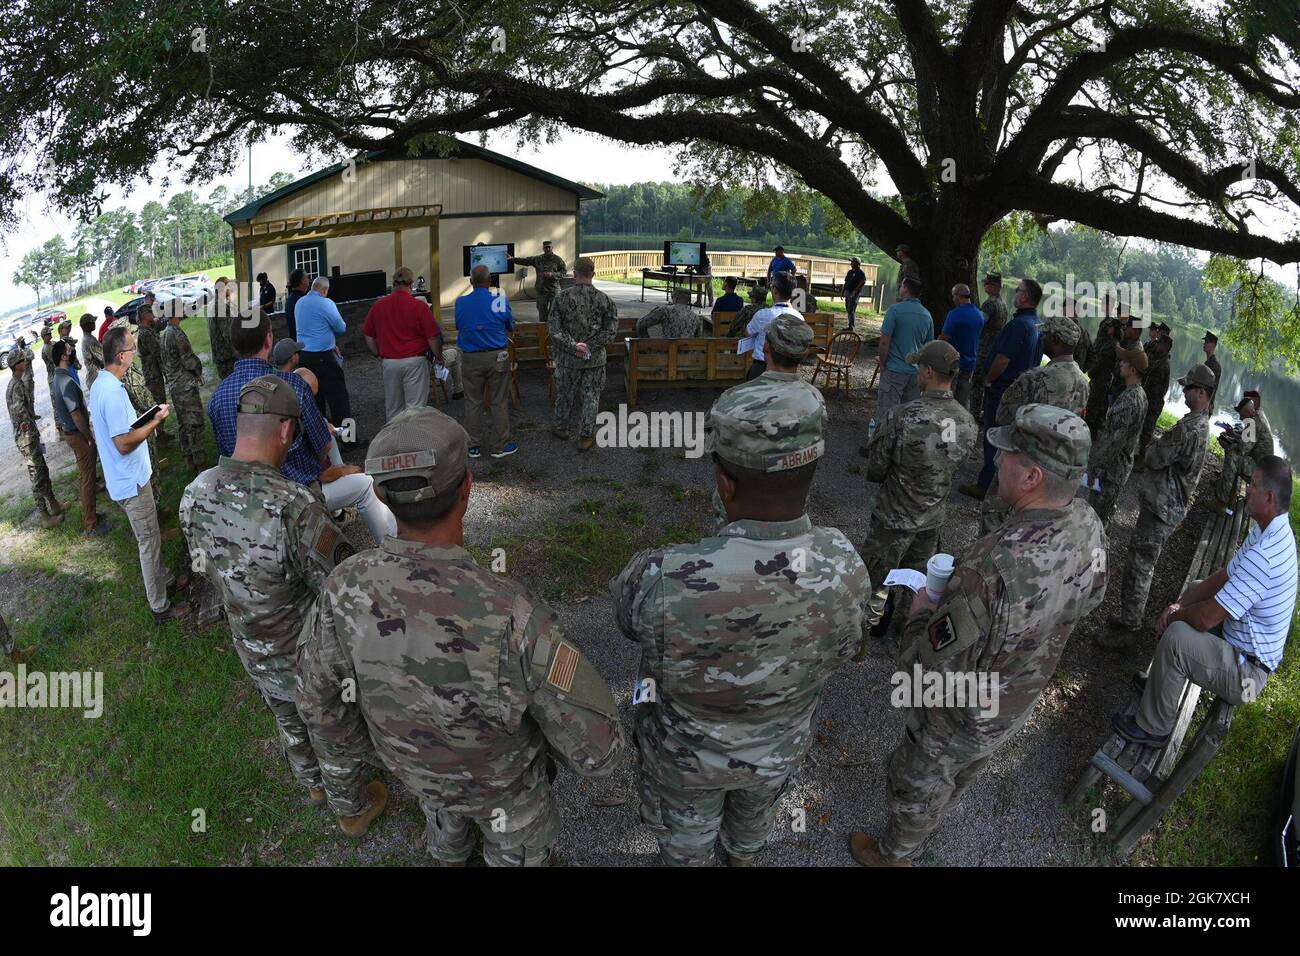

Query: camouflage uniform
1071;319;1092;370
295;407;624;865
136;323;168;406
548;282;619;439
969;292;1007;420
1086;382;1147;525
1083;333;1118;437
862;378;977;643
1217;407;1274;503
612;375;868;866
40;339;55;393
636;303;702;339
1137;350;1171;450
1116;378;1211;631
978;329;1090;535
726;303;761;338
875;406;1107;862
15;341;35;408
514;252;567;324
181;443;353;794
80;332;104;390
161;321;208;469
7;364;56;517
207;304;238;381
1203;353;1221;401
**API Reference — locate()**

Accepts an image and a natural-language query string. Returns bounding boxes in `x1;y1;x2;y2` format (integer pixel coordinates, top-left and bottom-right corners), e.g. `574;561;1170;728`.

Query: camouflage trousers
1117;506;1179;630
420;770;559;866
168;382;207;468
1087;470;1130;527
1215;443;1249;503
0;613;13;657
881;708;996;862
967;370;987;422
862;518;940;644
638;768;793;866
536;292;554;325
259;689;324;792
17;440;55;513
553;364;606;438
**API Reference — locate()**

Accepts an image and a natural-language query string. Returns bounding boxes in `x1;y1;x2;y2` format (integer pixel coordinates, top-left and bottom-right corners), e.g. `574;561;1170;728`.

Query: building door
287;241;327;282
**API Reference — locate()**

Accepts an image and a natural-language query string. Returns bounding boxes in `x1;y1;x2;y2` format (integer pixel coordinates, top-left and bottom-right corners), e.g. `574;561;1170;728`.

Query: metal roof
223;138;604;224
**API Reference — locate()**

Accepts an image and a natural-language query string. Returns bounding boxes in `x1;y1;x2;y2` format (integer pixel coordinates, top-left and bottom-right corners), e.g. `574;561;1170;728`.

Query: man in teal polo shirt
865;276;933;445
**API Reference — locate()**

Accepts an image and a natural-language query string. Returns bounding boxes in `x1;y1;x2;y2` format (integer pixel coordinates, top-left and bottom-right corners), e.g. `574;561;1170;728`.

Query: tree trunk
912;198;988;333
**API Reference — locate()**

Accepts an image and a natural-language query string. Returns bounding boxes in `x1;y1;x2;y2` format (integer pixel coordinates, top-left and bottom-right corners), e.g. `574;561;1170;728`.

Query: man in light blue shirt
294;276;352;427
90;326;190;623
866;276;933;442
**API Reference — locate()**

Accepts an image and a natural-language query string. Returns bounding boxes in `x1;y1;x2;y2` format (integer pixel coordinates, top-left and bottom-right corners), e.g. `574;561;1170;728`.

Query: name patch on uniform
766;439;824;473
546;641;579;693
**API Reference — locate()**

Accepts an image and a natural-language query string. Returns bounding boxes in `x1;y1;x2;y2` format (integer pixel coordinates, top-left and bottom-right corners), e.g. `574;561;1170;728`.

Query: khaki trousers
461;348;512;450
119;482;173;613
1138;620;1270;736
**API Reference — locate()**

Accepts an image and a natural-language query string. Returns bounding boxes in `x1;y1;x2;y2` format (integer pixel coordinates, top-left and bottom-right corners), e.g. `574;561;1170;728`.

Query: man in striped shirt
1115;455;1297;744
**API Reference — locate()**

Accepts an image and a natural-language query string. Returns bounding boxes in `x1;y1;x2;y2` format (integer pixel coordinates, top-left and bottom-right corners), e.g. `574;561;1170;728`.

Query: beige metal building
224;140;603;319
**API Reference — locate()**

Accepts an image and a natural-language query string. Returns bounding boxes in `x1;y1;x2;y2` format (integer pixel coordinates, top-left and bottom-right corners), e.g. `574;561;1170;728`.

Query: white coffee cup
926;553;956;601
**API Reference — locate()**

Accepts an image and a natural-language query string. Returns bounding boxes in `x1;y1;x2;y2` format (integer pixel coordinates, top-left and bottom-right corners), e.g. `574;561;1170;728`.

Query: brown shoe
39;511;65;529
848;832;912;867
338;781;388;838
309;787;327;805
8;645;36;664
152;602;192;624
577;436;596;452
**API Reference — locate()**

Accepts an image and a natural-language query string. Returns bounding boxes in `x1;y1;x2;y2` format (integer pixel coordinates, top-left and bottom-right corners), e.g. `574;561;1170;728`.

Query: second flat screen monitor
664;241;705;267
464;243;515;277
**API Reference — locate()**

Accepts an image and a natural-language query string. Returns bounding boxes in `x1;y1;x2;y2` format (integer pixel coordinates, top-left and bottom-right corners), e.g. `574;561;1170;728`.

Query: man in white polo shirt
738;271;800;381
1114;455;1296;744
91;326;192;624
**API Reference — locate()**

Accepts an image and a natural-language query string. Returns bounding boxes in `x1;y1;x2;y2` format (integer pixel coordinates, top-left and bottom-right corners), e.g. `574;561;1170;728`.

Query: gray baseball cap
365;406;468;503
271;338;304;365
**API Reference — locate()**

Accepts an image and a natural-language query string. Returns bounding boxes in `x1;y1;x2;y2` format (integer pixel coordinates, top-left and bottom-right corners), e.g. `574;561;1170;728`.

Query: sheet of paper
883;568;926;592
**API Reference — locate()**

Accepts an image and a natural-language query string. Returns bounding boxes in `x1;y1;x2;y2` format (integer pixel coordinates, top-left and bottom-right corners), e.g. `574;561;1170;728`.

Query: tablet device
131;404;161;430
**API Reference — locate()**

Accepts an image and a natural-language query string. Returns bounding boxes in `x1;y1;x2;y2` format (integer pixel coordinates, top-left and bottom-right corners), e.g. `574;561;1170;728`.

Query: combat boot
552;425;572;440
726;853;756;867
309;787;327;805
577;436;596;452
848;832;912;868
338;780;388;838
39;509;64;529
46;497;68;516
7;645;36;664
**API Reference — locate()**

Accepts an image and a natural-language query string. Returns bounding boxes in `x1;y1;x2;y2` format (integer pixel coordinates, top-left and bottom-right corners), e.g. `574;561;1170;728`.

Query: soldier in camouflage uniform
78;313;104;390
1068;308;1091;370
296;407;624;863
726;285;767;338
39;327;55;396
1214;389;1275;505
207;282;239;380
161;313;209;471
1086;345;1148;526
1083;316;1121;438
850;405;1107;866
977;316;1090;534
1137;336;1172;451
636;291;702;338
0;613;35;663
548;257;619;451
181;376;356;808
968;272;1007;421
1103;365;1214;647
612;374;868;866
1201;331;1222;402
859;340;977;655
14;334;36;409
135;306;172;444
509;240;567;325
7;348;65;528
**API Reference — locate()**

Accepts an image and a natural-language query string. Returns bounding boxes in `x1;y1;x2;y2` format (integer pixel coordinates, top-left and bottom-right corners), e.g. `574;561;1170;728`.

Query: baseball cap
1041;315;1080;348
906;339;961;376
271;338;304;365
1178;364;1216;391
1203;330;1218;343
6;347;26;369
987;403;1091;480
748;284;767;300
1115;344;1148;372
765;315;814;359
983;271;1002;284
365;406;468;503
237;375;301;419
1236;389;1261;411
706;376;825;472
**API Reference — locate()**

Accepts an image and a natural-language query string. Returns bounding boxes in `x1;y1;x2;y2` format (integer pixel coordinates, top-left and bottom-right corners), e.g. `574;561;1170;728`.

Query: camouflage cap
238;374;301;419
365;406;468;502
6;347;26;369
1115;344;1148;372
906;339;960;376
58;319;71;331
765;314;813;359
748;284;768;301
987;403;1091;480
1178;363;1216;390
109;315;131;332
1042;314;1080;348
983;271;1002;285
706;377;825;472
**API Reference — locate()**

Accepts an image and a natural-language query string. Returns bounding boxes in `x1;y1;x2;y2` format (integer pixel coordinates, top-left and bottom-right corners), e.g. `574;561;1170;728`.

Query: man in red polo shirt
363;267;463;421
97;305;116;341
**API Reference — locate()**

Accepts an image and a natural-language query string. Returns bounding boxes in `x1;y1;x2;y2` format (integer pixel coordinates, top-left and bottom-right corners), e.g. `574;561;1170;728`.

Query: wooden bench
623;337;752;406
1065;473;1249;857
803;311;835;354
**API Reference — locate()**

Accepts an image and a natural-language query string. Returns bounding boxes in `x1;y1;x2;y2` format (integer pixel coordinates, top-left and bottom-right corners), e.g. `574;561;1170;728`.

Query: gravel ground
314;298;1223;867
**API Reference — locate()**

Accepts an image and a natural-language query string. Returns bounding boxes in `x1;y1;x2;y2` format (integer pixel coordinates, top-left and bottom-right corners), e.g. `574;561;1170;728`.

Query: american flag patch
546;641;579;693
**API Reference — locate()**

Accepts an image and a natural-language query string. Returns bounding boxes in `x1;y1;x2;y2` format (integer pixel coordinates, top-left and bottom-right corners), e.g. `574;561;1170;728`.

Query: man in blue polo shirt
1114;455;1297;745
768;246;796;280
866;276;933;443
207;311;396;547
938;283;984;407
960;277;1043;500
454;264;517;459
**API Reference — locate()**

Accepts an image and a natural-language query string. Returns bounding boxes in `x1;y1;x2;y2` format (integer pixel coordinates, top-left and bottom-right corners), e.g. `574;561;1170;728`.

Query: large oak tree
1;0;1297;332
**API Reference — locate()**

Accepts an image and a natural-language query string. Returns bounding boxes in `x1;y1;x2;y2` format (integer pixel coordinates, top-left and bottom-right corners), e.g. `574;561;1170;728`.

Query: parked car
35;308;66;328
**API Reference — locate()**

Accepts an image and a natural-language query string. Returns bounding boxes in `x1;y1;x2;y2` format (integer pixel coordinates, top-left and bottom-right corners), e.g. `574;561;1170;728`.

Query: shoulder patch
313;521;355;566
546;640;580;693
928;613;958;654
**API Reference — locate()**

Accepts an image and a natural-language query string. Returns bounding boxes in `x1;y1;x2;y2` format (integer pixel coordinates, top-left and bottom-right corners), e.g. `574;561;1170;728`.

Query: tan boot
309;787;327;805
8;645;36;664
47;498;68;516
848;832;912;867
338;781;388;838
726;853;756;867
39;511;64;529
577;436;596;452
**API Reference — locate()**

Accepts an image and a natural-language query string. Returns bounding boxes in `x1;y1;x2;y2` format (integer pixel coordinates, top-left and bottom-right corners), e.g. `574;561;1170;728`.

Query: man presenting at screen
509;240;567;324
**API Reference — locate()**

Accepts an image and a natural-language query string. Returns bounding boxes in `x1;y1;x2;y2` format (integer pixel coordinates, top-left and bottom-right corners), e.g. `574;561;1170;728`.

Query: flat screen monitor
463;243;515;277
664;240;705;268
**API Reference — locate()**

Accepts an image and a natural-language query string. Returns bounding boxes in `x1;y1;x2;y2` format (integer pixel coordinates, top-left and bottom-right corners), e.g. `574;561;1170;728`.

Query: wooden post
429;221;440;322
394;229;403;271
